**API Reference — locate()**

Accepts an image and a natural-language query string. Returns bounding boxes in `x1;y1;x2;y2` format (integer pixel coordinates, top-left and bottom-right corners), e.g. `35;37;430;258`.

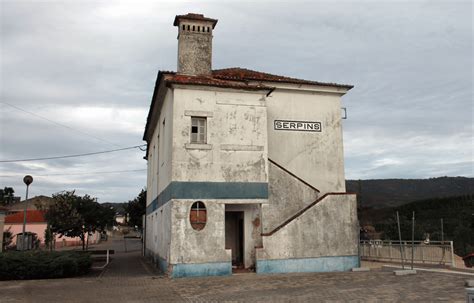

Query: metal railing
359;240;454;267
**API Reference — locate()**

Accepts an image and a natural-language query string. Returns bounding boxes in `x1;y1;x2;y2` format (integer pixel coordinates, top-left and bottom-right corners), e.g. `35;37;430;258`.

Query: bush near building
0;251;92;280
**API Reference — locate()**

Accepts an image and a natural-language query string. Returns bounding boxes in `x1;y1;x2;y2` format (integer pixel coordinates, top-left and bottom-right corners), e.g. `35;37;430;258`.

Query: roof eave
173;14;218;28
217;77;353;90
142;71;175;143
166;81;273;92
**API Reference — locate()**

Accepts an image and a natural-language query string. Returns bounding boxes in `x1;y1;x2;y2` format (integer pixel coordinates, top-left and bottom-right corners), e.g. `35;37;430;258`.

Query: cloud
0;0;472;202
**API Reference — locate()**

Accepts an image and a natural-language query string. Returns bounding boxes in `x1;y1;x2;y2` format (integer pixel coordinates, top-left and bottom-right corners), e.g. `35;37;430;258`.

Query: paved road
97;236;160;278
0;238;469;302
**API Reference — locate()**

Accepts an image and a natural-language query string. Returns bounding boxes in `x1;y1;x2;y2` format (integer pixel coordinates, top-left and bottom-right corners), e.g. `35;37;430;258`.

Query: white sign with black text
274;120;322;132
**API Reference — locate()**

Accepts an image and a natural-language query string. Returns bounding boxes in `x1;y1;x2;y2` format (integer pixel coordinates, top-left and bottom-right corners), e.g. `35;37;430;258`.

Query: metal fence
359;240;454;266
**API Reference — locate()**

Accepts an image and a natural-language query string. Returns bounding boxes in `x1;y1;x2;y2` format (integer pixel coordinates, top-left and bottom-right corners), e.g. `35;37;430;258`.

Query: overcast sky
0;0;472;202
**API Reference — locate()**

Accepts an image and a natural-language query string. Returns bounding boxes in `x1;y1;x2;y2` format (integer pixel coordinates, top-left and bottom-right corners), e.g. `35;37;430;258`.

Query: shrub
0;251;92;280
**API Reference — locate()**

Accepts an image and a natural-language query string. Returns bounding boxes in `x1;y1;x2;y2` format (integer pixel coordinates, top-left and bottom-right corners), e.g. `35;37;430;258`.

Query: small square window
191;117;206;144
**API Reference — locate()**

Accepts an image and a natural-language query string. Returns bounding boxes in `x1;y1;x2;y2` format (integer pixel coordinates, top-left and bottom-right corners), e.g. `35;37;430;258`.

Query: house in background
115;212;128;225
3;203;101;250
4;210;48;248
143;13;358;278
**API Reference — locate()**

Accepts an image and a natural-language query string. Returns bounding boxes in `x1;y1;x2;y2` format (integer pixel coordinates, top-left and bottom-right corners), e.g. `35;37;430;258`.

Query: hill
346;176;474;209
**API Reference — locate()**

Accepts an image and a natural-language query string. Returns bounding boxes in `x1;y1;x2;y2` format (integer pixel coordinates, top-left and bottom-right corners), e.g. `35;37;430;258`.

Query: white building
143;13;359;278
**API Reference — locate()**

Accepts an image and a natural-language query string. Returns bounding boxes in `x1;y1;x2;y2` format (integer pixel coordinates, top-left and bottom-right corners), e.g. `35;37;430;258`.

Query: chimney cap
173;13;218;28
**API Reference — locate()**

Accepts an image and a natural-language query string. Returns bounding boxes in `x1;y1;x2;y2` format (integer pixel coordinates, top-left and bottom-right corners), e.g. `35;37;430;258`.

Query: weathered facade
143;13;358;278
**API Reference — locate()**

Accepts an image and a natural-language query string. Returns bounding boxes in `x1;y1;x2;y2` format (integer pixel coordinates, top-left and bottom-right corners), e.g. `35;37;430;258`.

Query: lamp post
21;175;33;251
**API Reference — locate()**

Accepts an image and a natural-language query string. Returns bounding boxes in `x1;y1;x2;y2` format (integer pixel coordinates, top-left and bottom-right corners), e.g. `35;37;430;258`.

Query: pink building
3;210;100;249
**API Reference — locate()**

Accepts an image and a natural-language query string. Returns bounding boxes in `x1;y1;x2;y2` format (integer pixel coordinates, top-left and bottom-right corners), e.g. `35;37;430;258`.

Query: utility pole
396;211;405;269
440;218;444;243
21;175;33;251
411;211;415;270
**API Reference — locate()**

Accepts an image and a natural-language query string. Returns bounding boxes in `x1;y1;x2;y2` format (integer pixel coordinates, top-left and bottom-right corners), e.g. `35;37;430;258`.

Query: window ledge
185;143;212;150
185;110;213;117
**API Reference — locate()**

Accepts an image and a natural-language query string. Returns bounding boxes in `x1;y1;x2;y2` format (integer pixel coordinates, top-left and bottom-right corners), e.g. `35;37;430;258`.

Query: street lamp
21;175;33;251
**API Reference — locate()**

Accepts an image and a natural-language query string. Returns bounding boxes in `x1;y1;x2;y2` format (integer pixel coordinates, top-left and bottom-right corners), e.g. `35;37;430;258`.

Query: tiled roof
143;68;352;142
5;210;46;224
173;13;218;28
212;68;353;89
161;68;353;90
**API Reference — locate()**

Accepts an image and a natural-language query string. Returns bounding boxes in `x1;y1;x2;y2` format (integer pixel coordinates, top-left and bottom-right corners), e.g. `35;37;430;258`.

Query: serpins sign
274;120;322;132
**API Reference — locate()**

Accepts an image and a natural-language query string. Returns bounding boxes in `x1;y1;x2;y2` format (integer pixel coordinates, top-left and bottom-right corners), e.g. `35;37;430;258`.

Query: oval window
190;201;206;230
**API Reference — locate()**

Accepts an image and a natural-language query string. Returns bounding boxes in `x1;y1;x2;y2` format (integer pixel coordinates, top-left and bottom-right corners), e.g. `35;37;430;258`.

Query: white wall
169;200;262;269
262;162;319;233
258;194;358;260
169;200;230;264
147;88;174;207
145;88;174;263
146;202;172;264
266;86;347;193
171;87;269;183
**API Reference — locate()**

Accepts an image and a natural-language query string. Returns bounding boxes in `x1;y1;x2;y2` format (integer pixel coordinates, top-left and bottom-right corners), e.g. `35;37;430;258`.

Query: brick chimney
173;13;218;76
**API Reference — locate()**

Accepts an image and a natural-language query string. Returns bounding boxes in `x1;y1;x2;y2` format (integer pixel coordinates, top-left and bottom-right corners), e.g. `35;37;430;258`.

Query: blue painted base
256;255;359;274
171;262;232;278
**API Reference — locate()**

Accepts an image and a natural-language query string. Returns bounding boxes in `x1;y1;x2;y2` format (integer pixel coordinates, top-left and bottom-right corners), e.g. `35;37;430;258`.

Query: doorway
225;211;244;269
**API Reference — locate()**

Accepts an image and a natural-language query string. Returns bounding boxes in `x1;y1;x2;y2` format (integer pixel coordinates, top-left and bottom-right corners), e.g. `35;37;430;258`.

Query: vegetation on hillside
347;177;474;209
362;194;474;256
125;189;146;229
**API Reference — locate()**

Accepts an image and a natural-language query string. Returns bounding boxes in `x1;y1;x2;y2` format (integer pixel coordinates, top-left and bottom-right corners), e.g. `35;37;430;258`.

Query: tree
45;191;115;250
125;189;146;230
454;224;473;256
44;224;54;251
0;187;15;206
2;227;13;250
45;191;85;249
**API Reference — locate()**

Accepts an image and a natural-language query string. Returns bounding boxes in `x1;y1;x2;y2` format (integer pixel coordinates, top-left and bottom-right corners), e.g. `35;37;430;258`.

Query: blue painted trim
146;181;268;215
256;255;359;274
171;262;232;278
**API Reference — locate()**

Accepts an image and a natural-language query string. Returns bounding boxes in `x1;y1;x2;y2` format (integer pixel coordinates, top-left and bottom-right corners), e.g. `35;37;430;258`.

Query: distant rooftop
6;195;54;212
5;210;46;224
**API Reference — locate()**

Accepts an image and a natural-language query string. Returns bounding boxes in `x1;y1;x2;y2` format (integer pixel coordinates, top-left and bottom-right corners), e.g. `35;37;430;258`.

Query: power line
0;168;146;178
1;102;121;147
0;144;147;163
